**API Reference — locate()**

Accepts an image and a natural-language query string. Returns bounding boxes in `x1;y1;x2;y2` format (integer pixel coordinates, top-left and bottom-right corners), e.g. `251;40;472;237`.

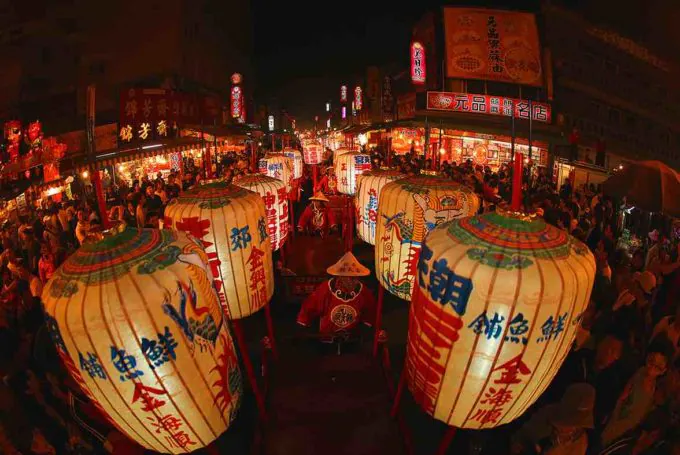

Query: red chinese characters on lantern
247;246;267;311
469;354;531;425
405;285;464;415
231;86;243;119
411;41;426;85
172;217;224;303
131;383;196;450
262;191;279;248
276;187;289;240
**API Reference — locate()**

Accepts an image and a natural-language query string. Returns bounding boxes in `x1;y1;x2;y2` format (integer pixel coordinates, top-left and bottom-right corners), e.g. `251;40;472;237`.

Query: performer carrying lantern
297;252;376;341
297;192;337;238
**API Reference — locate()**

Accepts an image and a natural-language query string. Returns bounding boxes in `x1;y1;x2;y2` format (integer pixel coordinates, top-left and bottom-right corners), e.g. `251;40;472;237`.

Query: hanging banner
427;91;551;123
354;86;363;111
231;85;243;119
443;8;543;87
340;85;348;103
411;42;426;85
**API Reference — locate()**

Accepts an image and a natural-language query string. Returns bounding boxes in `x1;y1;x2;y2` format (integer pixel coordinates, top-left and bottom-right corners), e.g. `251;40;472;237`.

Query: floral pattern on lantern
283;148;303;180
355;168;405;245
334;152;372;195
164;180;274;320
302;141;324;165
258;153;293;193
375;174;479;300
232;174;289;251
42;226;242;453
405;211;595;429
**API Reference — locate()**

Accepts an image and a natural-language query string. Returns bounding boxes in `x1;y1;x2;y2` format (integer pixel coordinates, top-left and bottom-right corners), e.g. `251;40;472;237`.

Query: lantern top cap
176;180;251;205
327;252;370;277
82;221;127;244
419;169;438;176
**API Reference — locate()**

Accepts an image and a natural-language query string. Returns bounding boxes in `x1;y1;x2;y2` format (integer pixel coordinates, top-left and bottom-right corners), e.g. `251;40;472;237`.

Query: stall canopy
603;160;680;217
61;137;203;175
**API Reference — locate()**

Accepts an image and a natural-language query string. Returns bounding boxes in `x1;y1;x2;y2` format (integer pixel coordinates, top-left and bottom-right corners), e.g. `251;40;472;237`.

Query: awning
62;138;203;174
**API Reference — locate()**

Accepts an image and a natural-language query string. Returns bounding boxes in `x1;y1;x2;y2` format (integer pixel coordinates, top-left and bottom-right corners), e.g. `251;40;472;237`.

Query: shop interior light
118;165;124;172
619;164;624;170
439;148;446;155
82;170;89;178
141;143;162;150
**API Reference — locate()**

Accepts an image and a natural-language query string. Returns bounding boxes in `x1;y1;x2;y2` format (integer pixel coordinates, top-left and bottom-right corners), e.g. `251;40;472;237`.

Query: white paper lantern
355;168;405;245
302;141;324;165
164;180;275;320
333;147;351;163
232;173;289;251
375;174;480;300
283;148;303;180
334;152;372;195
405;211;596;429
258;153;293;192
42;226;242;453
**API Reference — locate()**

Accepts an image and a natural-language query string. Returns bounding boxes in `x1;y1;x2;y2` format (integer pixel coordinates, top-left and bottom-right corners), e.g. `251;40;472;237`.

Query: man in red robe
297;192;337;238
297;252;376;341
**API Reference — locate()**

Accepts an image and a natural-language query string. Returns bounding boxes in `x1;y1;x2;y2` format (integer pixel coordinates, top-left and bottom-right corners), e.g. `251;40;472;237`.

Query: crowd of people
0;143;677;454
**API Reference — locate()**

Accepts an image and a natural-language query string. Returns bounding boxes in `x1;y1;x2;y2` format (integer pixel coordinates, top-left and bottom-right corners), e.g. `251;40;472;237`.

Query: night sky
251;0;672;125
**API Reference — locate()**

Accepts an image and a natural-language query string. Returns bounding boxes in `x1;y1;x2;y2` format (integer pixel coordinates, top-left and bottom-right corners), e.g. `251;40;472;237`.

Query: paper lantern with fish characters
283;148;303;180
42;225;242;453
258;153;293;193
164;180;274;320
232;173;289;251
334;151;372;195
375;173;479;300
355;168;405;245
405;211;595;429
302;141;324;165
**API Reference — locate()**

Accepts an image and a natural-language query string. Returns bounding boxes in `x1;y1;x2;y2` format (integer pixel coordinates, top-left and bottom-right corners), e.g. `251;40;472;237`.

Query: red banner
411;42;426;85
426;92;551;123
354;86;363;111
340;85;348;103
230;86;243;119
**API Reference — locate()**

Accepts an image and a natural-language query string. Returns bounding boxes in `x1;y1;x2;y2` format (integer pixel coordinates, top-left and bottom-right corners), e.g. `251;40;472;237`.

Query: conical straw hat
326;252;370;277
309;192;330;202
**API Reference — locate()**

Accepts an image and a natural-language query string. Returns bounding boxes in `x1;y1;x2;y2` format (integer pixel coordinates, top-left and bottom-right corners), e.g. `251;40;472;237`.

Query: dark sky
251;0;672;124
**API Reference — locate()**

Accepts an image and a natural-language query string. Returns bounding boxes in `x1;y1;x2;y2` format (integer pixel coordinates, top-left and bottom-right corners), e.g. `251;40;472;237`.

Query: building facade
544;2;680;182
0;0;253;135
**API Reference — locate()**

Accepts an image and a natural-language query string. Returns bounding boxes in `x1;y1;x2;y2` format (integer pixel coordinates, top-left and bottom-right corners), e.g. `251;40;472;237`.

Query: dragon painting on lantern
380;190;472;298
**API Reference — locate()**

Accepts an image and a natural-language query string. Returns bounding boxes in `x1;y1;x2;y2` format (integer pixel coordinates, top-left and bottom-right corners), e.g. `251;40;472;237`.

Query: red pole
372;286;384;357
435;427;457;455
312;165;318;191
263;303;278;360
511;154;523;211
391;365;407;417
91;168;110;229
288;198;295;240
250;141;257;173
231;319;267;421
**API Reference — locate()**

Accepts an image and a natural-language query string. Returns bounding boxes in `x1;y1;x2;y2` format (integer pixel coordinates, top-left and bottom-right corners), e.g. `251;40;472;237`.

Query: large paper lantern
405;211;595;428
42;226;242;453
302;141;324;165
333;147;351;163
232;173;289;251
283;148;303;180
164;180;274;320
258;153;293;192
334;151;372;195
375;174;479;300
355;168;405;245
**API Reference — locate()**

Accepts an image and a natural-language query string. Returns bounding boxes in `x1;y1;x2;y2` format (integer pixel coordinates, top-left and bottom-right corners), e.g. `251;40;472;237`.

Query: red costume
296;252;376;340
315;169;339;195
297;197;337;237
297;277;376;340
